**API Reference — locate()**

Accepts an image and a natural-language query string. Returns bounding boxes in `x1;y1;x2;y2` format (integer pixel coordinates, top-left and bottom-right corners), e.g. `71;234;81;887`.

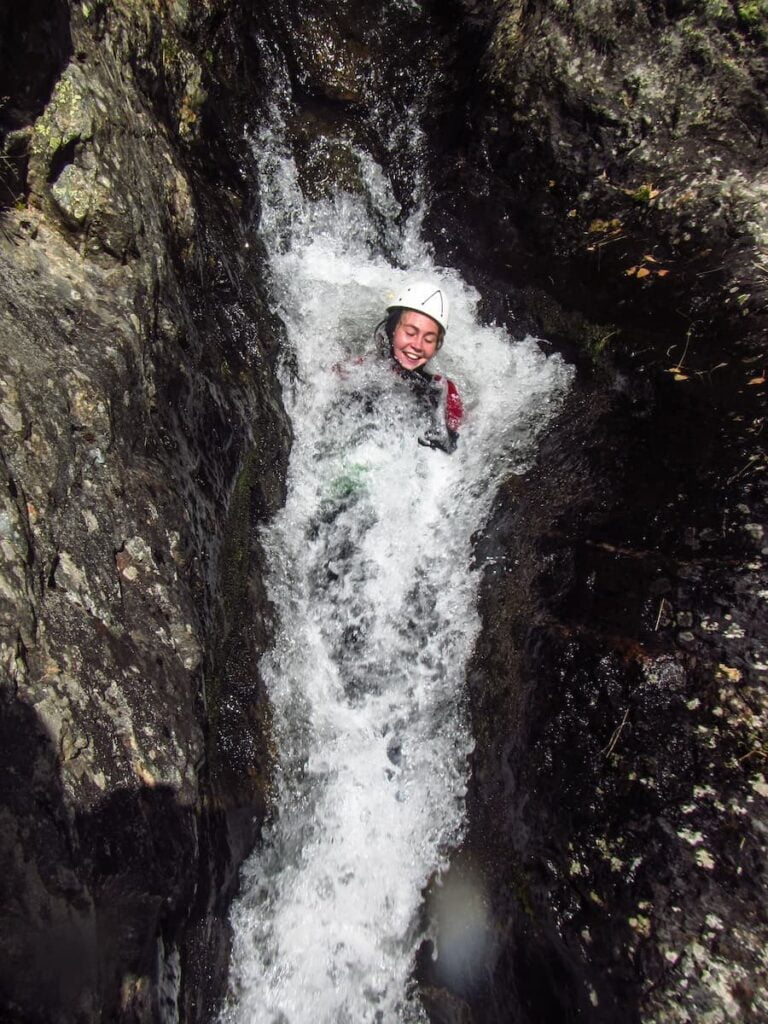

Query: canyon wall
420;2;768;1020
0;2;289;1020
1;1;766;1021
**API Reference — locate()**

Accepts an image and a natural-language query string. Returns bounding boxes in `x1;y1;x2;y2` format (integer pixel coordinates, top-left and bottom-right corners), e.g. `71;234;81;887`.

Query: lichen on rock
0;1;290;1021
28;62;96;195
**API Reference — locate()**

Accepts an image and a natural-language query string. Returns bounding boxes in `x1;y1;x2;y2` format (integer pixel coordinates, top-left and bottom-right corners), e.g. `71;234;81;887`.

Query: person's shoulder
432;373;461;397
433;373;464;430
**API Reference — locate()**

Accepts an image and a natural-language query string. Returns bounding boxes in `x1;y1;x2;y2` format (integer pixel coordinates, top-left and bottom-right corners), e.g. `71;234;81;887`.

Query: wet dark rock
407;5;768;1021
251;0;442;212
443;374;768;1023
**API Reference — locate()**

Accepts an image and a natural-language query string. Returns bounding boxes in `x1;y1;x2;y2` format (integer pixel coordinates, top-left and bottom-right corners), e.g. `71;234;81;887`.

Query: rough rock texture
2;1;767;1022
417;2;768;1022
428;0;768;362
449;376;768;1024
247;0;441;215
0;2;289;1021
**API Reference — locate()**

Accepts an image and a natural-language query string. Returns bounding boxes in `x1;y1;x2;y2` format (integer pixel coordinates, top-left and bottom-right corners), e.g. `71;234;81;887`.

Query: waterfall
220;39;574;1024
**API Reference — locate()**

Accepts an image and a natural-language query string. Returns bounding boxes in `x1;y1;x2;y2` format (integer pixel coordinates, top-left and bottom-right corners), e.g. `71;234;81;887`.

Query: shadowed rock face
0;0;73;205
443;375;768;1024
414;3;768;1022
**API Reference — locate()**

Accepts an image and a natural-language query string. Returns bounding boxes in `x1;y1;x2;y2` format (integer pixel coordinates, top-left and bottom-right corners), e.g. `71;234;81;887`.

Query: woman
374;280;463;453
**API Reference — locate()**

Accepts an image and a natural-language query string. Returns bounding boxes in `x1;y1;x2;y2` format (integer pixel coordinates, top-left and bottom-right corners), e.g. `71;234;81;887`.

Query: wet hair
380;307;445;350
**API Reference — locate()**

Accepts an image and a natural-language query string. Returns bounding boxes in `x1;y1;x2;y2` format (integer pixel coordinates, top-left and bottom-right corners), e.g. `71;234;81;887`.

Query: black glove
418;427;458;454
418;374;459;453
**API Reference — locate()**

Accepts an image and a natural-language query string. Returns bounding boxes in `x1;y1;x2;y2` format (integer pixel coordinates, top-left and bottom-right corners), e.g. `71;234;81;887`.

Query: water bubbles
223;36;573;1024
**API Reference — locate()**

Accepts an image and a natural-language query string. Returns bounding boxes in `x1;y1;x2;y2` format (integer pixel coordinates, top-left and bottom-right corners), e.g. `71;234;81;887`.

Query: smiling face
390;310;441;371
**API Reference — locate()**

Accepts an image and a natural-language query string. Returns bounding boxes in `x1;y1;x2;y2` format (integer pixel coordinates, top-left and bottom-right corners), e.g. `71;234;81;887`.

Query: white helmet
387;280;450;333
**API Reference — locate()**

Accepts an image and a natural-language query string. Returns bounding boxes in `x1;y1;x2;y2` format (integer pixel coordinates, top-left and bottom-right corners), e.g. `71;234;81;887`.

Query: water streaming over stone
221;42;574;1024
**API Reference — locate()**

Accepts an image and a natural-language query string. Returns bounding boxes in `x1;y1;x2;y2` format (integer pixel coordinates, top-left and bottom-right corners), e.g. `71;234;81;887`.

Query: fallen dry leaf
588;218;623;234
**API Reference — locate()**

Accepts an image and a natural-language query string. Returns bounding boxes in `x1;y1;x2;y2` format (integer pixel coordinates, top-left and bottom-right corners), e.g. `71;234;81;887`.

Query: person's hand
418;428;458;454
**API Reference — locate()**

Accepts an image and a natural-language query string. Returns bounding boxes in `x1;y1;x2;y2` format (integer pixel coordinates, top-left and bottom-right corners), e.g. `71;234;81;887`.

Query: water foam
221;46;573;1024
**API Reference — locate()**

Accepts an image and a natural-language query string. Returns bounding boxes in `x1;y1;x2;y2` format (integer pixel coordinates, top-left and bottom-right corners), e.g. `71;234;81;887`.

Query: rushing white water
222;47;574;1024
